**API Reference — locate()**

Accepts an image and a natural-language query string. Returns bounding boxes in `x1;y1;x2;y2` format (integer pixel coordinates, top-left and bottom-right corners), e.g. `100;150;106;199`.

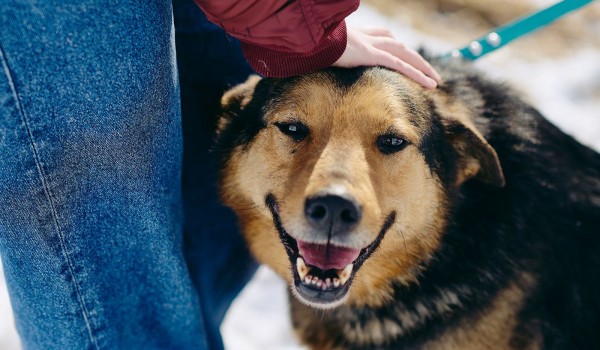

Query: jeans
0;0;257;349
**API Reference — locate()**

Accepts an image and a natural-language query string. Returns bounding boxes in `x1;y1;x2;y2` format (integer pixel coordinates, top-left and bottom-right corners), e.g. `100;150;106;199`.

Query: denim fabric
0;0;256;349
174;1;258;349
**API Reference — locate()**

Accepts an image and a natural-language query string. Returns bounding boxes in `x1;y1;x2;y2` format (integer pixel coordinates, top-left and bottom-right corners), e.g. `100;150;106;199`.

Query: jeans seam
0;42;101;350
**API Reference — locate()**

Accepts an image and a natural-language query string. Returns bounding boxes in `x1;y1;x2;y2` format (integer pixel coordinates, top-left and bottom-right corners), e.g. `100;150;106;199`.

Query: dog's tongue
297;240;361;270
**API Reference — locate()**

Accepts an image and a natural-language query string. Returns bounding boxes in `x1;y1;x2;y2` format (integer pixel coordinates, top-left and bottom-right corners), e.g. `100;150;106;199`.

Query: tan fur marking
423;275;536;350
429;90;484;135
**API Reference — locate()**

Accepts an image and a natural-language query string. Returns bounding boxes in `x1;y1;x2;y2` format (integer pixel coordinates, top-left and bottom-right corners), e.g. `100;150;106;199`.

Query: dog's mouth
265;194;396;307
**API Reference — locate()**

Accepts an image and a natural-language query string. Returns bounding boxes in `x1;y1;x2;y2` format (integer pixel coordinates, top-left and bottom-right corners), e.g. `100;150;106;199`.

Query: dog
214;58;600;349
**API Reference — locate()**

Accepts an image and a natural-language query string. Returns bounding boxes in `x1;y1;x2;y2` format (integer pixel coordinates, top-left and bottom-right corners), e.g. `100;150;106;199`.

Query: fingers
356;27;395;38
376;50;438;89
332;26;443;89
373;38;442;84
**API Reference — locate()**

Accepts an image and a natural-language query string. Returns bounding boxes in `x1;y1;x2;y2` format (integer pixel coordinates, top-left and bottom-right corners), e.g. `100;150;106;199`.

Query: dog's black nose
305;195;361;234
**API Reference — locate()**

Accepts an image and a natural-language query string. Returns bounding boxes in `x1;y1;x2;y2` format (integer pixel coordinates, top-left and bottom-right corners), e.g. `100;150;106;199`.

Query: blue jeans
0;1;257;349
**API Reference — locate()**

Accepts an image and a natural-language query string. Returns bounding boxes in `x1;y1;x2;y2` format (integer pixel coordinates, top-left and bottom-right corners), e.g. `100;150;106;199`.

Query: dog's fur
214;58;600;349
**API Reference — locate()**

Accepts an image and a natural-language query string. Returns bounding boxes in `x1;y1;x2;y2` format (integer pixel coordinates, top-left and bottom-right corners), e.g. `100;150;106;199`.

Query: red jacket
195;0;359;77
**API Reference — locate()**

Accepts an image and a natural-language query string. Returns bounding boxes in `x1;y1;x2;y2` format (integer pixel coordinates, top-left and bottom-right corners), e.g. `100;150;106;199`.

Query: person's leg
173;1;259;349
0;1;208;348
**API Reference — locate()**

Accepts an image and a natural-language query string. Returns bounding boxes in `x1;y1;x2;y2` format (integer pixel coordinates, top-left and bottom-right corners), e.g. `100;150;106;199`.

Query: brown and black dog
214;58;600;349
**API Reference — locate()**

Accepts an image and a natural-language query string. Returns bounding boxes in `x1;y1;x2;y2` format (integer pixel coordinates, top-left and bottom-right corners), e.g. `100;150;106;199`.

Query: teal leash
446;0;597;61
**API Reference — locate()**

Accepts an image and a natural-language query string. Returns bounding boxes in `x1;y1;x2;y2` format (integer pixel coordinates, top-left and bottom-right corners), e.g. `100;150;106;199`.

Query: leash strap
448;0;596;60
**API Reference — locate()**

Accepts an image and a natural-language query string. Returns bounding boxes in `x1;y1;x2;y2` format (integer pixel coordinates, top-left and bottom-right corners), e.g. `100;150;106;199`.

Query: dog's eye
376;134;408;154
275;122;309;142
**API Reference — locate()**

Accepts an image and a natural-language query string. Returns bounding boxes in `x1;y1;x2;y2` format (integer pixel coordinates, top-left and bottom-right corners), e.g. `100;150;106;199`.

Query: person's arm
195;0;358;78
195;0;441;88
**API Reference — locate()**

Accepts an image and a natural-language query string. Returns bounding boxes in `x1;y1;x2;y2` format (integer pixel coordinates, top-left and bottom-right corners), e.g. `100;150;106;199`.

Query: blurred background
2;0;599;349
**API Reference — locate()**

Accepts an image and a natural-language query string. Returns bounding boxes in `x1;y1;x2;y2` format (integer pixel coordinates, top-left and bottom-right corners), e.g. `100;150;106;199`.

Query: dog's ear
221;75;262;111
443;119;505;187
218;75;262;134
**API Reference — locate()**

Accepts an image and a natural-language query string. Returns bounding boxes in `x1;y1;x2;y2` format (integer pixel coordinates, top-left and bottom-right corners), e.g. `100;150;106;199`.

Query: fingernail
426;78;437;89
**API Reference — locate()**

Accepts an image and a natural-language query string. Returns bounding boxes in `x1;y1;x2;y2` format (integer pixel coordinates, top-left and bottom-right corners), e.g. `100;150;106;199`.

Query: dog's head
216;67;504;309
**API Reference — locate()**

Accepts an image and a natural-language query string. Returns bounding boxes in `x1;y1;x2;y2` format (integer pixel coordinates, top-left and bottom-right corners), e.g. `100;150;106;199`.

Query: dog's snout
305;195;361;233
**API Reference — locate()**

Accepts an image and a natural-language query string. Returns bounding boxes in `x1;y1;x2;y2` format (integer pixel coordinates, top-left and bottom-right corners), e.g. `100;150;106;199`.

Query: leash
446;0;597;60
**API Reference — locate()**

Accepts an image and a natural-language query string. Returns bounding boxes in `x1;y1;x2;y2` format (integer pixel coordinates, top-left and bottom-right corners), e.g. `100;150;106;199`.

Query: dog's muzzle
265;193;396;308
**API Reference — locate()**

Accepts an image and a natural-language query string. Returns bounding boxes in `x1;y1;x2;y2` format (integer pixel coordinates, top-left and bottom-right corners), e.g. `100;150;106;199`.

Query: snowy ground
1;2;599;349
0;260;20;350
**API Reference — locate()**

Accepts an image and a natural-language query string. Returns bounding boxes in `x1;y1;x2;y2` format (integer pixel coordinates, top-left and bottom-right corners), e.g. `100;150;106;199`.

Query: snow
0;260;20;350
222;267;305;350
1;3;598;350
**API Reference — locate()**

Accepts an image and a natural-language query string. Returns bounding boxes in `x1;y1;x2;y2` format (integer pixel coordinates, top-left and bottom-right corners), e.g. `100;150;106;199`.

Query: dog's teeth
316;279;322;288
321;283;328;291
311;276;318;285
304;275;313;285
338;263;353;285
325;278;332;288
333;278;341;288
296;257;309;280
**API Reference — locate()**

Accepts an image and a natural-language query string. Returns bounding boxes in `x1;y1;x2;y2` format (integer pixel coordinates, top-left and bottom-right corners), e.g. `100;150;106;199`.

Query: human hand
333;26;442;89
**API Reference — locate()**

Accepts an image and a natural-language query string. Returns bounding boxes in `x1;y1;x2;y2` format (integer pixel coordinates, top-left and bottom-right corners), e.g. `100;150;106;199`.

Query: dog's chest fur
291;277;539;349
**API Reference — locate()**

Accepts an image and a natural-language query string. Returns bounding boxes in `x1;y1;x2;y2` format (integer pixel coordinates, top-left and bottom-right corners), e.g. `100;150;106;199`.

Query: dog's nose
305;195;361;234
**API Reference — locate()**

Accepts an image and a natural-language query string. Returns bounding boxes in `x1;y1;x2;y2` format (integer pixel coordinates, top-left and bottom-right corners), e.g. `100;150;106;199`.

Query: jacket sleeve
194;0;359;77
